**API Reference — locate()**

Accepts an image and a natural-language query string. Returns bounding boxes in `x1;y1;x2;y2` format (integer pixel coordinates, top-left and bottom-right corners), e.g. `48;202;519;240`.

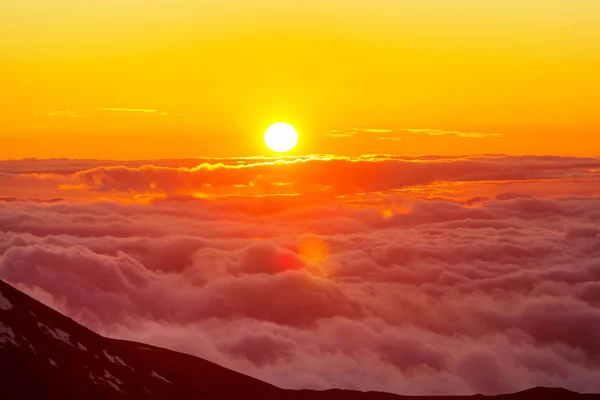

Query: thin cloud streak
37;110;85;118
97;108;160;113
324;128;393;138
403;128;504;138
324;128;502;140
360;129;393;133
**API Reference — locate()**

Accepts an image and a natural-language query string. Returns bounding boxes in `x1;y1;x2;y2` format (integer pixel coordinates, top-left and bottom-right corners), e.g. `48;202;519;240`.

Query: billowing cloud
1;161;600;396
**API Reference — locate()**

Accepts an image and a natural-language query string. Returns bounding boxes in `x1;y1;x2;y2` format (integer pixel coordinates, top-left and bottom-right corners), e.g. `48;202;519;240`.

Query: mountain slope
1;279;598;400
0;278;280;399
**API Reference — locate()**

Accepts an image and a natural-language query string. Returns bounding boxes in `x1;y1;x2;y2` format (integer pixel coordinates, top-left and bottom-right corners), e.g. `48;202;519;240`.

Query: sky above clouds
1;0;600;158
1;156;599;395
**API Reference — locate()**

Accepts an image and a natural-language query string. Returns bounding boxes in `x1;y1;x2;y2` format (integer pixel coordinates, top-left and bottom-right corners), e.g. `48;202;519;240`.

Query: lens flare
298;237;328;263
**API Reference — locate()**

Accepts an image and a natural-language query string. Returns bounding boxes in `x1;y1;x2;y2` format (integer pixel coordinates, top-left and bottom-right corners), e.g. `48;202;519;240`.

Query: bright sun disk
264;122;298;153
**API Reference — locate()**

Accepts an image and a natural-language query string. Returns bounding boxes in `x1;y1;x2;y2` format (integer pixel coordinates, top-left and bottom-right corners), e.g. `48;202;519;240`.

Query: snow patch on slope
103;350;133;370
37;322;72;346
0;322;18;346
0;290;13;311
78;342;87;351
89;371;98;385
103;370;124;394
149;370;172;384
20;335;37;354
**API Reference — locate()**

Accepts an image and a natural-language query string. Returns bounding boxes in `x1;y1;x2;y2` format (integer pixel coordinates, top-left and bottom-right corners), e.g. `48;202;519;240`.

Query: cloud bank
1;155;598;200
0;156;599;395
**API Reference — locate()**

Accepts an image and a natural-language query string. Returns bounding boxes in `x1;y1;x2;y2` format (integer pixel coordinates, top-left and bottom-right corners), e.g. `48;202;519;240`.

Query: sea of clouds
0;155;599;395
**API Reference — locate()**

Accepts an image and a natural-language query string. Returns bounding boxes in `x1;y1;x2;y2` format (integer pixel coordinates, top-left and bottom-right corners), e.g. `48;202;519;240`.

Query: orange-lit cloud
1;155;599;203
67;155;600;197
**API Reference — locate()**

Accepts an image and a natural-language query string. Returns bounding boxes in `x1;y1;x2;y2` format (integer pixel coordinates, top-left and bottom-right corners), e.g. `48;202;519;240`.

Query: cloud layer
1;155;598;200
0;156;599;395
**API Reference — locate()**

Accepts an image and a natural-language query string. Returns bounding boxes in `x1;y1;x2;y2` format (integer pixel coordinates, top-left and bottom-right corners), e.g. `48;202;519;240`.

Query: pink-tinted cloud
1;187;600;395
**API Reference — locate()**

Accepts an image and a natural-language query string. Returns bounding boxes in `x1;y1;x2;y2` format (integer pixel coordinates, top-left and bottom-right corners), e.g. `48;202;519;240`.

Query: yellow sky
1;0;599;159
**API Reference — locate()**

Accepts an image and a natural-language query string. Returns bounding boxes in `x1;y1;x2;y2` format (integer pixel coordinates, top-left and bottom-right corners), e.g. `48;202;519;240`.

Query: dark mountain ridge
0;279;597;399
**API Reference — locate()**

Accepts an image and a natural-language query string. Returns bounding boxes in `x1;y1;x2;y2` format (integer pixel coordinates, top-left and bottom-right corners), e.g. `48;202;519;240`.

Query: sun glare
264;122;298;153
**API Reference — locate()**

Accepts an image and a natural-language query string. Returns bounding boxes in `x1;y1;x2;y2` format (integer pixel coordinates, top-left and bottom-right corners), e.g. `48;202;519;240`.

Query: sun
264;122;298;153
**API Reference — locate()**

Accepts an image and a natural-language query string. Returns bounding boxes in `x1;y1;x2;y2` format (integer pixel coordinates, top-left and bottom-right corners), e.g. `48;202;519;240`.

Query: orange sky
1;0;599;159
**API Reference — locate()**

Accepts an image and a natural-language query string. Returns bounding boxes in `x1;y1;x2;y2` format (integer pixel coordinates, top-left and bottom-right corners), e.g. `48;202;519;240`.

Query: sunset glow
1;1;599;159
1;1;600;398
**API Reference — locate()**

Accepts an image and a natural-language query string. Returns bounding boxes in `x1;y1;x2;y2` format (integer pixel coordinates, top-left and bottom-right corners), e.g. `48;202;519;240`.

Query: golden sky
1;0;599;159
